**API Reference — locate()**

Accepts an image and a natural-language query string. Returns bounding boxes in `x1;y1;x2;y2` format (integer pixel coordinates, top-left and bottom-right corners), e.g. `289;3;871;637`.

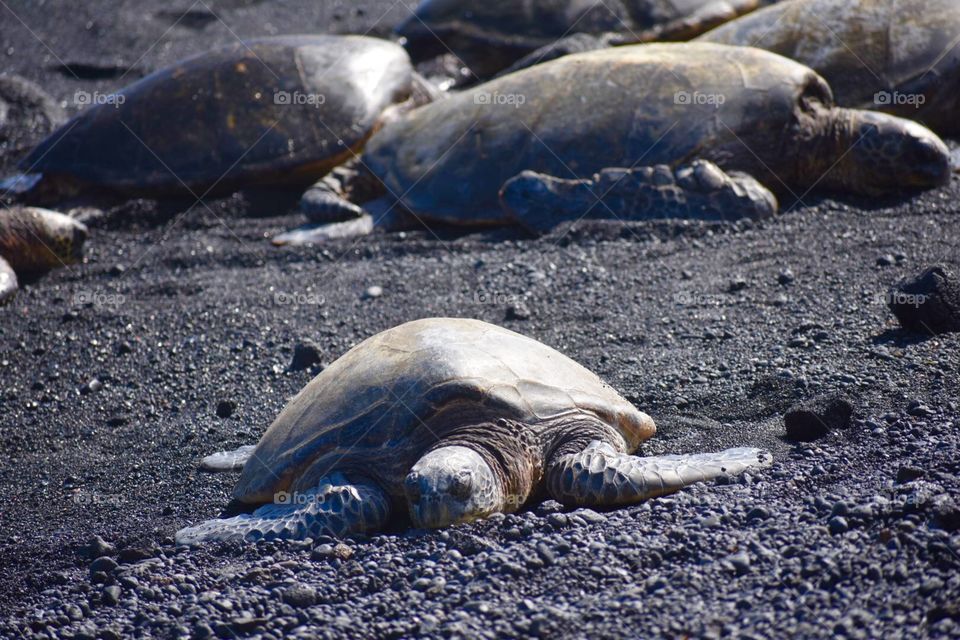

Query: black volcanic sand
1;2;960;639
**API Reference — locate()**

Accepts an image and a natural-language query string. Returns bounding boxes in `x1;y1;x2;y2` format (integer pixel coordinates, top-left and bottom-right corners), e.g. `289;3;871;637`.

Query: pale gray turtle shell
697;0;960;136
362;42;833;224
234;318;654;504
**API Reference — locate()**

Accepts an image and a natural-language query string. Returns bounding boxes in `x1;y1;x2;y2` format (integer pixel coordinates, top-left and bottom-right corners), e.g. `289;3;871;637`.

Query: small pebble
362;285;383;299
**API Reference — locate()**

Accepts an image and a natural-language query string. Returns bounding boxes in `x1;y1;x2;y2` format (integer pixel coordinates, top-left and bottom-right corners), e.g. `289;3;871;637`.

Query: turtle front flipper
0;257;18;305
546;441;772;508
500;160;778;235
175;473;390;545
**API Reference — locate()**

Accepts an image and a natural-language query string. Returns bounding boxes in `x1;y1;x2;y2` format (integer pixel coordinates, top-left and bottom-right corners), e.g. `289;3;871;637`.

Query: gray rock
828;516;849;535
102;585;121;606
506;302;532;321
282;585;318;608
89;556;117;575
86;535;114;558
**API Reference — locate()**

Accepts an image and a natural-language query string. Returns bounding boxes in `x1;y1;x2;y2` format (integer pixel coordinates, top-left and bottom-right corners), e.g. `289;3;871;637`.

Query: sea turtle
397;0;775;79
5;35;432;203
277;43;949;243
696;0;960;136
176;318;772;544
0;206;88;304
0;74;65;172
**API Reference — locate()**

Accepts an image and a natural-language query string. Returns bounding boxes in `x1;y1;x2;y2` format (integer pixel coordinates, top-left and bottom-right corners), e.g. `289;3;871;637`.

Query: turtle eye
449;474;472;500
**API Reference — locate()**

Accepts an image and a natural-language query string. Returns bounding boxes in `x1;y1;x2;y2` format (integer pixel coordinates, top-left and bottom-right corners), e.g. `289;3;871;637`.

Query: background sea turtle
279;43;949;243
696;0;960;137
6;35;429;203
0;74;65;173
397;0;775;79
0;206;88;304
177;318;772;544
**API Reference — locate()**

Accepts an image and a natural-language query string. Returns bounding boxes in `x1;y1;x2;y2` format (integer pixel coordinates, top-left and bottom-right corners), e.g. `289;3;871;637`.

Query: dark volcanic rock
215;399;236;419
88;556;117;576
784;395;854;441
888;265;960;335
85;536;115;559
289;339;323;371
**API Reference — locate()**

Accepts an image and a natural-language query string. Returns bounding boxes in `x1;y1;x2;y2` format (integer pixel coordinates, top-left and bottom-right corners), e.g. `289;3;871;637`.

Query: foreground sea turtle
279;43;949;243
0;206;88;303
5;35;428;203
696;0;960;136
177;318;772;544
397;0;774;79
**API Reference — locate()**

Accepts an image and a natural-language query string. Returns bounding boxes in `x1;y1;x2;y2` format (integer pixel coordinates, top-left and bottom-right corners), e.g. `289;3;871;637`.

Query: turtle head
2;207;88;274
33;208;88;267
404;446;503;528
824;109;950;196
52;213;89;265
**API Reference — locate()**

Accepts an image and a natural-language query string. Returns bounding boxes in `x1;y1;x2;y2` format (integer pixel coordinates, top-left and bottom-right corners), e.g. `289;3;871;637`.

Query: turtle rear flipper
175;473;390;545
299;159;381;224
272;215;377;246
547;441;772;507
199;444;257;472
0;257;17;304
500;160;778;235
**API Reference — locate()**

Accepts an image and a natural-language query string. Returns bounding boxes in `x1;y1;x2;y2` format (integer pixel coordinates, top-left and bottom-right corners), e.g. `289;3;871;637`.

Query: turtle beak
70;220;89;263
831;110;951;196
907;129;952;189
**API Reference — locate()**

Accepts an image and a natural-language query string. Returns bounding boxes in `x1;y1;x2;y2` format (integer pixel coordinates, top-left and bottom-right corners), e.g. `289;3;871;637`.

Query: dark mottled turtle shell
23;35;414;195
397;0;761;77
362;42;832;224
698;0;960;136
234;318;654;505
